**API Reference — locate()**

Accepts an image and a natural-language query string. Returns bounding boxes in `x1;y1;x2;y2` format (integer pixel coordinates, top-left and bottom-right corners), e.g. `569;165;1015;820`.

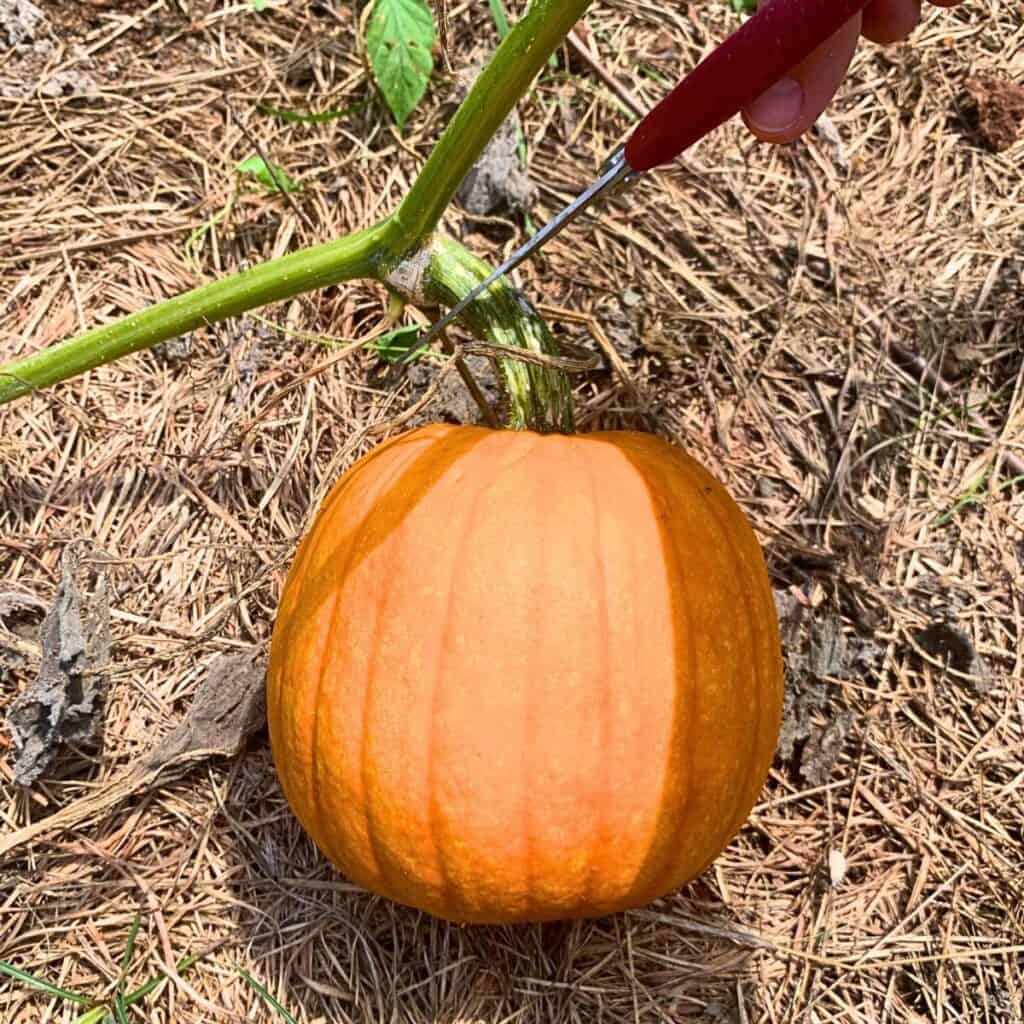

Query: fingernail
747;77;804;134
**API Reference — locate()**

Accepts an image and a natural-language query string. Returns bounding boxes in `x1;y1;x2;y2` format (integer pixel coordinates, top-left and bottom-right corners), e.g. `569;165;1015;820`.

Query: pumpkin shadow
221;755;762;1023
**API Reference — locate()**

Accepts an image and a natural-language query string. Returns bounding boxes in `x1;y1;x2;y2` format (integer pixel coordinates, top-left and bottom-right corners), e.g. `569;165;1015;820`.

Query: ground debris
799;709;855;787
964;72;1024;153
403;353;501;427
913;620;990;692
0;1;98;98
454;73;535;216
774;591;878;785
0;0;43;47
0;586;47;623
0;646;267;860
6;546;111;786
142;648;267;769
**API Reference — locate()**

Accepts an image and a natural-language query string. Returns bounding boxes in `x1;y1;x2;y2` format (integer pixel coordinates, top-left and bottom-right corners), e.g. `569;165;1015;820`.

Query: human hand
743;0;963;142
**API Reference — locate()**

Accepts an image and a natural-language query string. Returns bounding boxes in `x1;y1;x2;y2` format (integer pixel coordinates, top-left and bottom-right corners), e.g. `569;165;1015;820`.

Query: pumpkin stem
386;235;576;435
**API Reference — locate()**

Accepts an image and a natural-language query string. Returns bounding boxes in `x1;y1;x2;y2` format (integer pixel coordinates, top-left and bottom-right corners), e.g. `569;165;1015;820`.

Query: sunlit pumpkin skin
267;425;783;924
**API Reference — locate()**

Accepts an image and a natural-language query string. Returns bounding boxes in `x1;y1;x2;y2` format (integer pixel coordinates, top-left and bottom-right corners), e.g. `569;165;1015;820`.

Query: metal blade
404;149;633;362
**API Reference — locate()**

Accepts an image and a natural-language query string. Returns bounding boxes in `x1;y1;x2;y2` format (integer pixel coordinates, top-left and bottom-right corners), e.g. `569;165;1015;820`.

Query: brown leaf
143;647;267;769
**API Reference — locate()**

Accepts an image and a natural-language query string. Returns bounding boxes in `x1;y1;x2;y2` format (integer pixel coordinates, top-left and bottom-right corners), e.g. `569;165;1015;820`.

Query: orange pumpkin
267;424;782;924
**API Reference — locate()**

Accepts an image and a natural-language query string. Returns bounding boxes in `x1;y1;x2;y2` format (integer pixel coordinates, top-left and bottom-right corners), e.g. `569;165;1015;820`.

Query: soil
964;71;1024;152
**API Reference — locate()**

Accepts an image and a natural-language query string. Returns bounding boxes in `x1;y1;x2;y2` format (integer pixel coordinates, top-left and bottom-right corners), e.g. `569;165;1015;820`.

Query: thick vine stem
0;221;397;407
386;235;576;435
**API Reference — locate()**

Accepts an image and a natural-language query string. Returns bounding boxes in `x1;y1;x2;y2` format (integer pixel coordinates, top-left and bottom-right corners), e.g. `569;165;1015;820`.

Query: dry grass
1;0;1022;1021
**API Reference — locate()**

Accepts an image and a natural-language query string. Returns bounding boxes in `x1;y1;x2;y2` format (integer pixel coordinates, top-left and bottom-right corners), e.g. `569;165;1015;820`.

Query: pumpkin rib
661;449;771;860
662;452;758;858
428;432;520;916
600;438;687;905
304;452;392;858
308;481;387;882
429;431;546;919
308;589;344;860
420;429;488;915
361;508;408;896
351;435;445;891
642;449;699;902
282;450;389;861
522;445;540;920
425;539;459;913
696;472;769;849
610;444;641;908
521;435;558;919
581;440;617;909
292;429;436;875
423;461;466;916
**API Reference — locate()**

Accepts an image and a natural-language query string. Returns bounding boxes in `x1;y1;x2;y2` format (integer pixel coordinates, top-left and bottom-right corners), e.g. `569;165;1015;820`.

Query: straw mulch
1;1;1021;1021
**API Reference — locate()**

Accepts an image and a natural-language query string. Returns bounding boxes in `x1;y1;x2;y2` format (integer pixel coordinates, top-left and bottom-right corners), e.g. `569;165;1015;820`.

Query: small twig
225;99;316;235
888;339;1024;480
566;28;646;120
441;333;501;428
436;0;453;71
537;303;650;408
460;339;600;374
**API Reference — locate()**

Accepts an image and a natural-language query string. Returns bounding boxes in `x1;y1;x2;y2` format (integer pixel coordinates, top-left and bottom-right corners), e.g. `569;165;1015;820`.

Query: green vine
0;0;597;433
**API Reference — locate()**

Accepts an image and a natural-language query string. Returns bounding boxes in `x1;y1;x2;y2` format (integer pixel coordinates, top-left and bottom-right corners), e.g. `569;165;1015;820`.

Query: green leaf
236;156;301;193
119;914;142;974
71;1008;109;1024
0;960;92;1007
366;0;435;129
488;0;510;39
123;951;203;1007
238;969;298;1024
112;913;142;1024
368;324;422;363
731;0;757;13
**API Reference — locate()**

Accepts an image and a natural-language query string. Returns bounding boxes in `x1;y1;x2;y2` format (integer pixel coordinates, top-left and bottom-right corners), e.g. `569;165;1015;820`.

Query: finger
862;0;921;44
742;14;862;144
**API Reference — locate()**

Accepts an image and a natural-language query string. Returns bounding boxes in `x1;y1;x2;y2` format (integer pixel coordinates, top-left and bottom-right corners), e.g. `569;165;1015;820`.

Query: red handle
624;0;871;173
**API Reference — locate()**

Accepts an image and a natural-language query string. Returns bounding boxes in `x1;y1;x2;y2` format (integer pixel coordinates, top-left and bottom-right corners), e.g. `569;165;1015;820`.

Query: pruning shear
409;0;871;357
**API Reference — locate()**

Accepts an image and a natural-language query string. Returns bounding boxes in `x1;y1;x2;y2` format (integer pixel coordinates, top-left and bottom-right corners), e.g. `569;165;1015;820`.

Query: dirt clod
404;353;501;427
774;596;872;785
913;620;986;685
143;648;266;769
6;546;111;786
455;78;535;216
0;0;43;47
964;72;1024;152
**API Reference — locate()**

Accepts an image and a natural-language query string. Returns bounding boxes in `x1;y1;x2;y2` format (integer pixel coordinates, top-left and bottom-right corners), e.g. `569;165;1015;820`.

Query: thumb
742;12;862;143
